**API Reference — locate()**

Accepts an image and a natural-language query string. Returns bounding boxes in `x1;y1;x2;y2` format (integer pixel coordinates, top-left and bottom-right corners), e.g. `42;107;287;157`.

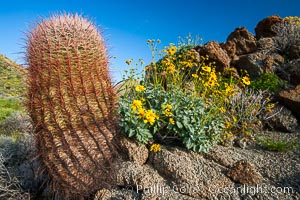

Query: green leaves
118;84;224;152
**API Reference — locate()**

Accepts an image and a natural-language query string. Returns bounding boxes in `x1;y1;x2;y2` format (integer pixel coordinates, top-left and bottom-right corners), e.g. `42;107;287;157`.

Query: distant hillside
0;54;27;98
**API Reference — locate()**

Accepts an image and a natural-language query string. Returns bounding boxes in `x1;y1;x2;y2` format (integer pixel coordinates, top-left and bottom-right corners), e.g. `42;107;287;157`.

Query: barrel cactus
26;14;118;199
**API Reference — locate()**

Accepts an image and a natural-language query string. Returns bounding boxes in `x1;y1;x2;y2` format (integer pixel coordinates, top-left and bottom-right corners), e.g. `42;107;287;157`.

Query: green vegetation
0;54;27;98
249;72;286;93
255;135;299;152
0;98;23;121
118;39;273;152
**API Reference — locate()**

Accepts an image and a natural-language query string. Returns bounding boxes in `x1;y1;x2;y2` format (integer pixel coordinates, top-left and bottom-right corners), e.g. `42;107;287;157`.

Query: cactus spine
26;14;117;198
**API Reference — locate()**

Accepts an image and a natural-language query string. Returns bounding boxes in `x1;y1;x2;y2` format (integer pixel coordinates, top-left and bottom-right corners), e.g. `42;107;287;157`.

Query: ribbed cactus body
26;14;117;198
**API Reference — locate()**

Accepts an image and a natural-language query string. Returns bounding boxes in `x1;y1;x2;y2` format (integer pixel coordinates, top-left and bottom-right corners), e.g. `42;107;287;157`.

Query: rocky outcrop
118;136;149;165
255;15;283;39
264;105;299;132
227;160;263;185
195;41;231;72
278;85;300;120
283;59;300;85
226;27;257;56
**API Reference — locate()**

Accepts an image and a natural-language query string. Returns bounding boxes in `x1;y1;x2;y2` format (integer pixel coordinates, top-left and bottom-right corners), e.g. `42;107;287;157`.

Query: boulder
227;160;263;185
287;44;300;60
233;52;269;79
195;41;231;72
257;37;276;51
226;27;257;56
282;59;300;85
278;84;300;120
264;105;299;132
220;40;236;59
233;52;284;79
117;136;149;165
149;146;234;199
255;15;283;39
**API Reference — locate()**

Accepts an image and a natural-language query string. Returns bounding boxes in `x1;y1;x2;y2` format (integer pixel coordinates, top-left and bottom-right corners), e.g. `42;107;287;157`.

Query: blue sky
0;0;299;82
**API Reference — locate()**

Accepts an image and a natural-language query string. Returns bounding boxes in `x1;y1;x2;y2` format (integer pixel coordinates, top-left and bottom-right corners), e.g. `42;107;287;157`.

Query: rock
233;52;269;79
115;161;165;189
118;136;149;165
264;105;298;132
282;59;300;85
287;44;300;59
257;37;276;51
255;15;283;39
226;27;257;56
227;160;263;185
220;40;236;59
149;146;234;199
278;85;300;120
195;41;231;72
94;188;140;200
233;52;284;79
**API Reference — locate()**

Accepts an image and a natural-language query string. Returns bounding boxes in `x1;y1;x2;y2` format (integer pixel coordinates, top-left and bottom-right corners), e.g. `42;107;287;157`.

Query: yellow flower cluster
284;16;300;25
135;85;146;92
131;100;159;125
131;100;142;112
203;67;218;88
162;104;175;124
161;59;176;74
150;143;161;152
143;109;159;125
164;45;177;55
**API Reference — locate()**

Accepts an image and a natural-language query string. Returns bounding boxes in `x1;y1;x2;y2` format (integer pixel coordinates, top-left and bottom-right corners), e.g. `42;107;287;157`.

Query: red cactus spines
26;13;118;198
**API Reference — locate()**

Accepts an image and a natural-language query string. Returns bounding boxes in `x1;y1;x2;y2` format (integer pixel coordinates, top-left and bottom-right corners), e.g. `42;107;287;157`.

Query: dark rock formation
278;85;300;120
227;160;263;185
195;41;231;72
255;15;283;39
226;27;257;56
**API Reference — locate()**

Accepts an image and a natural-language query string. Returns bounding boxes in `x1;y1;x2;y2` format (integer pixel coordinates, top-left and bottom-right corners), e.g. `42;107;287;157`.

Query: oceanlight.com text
125;183;295;196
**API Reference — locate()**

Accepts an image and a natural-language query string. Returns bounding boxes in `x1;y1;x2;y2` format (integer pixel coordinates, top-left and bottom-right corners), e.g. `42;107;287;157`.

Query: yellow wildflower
165;104;172;110
202;66;211;73
225;133;233;139
167;45;177;55
242;121;248;128
266;103;275;109
192;74;198;78
220;107;226;113
242;76;251;85
144;109;159;125
225;121;231;129
209;72;217;81
164;109;172;117
169;118;175;125
166;63;176;74
138;108;146;119
135;85;146;92
131;100;142;112
150;143;161;152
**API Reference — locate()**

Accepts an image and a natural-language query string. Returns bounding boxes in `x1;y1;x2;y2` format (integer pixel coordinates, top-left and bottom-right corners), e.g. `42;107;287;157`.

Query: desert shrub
0;133;34;199
249;72;286;93
272;16;300;53
119;38;276;151
0;154;29;200
0;113;30;136
223;88;274;139
119;39;255;152
118;84;224;152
